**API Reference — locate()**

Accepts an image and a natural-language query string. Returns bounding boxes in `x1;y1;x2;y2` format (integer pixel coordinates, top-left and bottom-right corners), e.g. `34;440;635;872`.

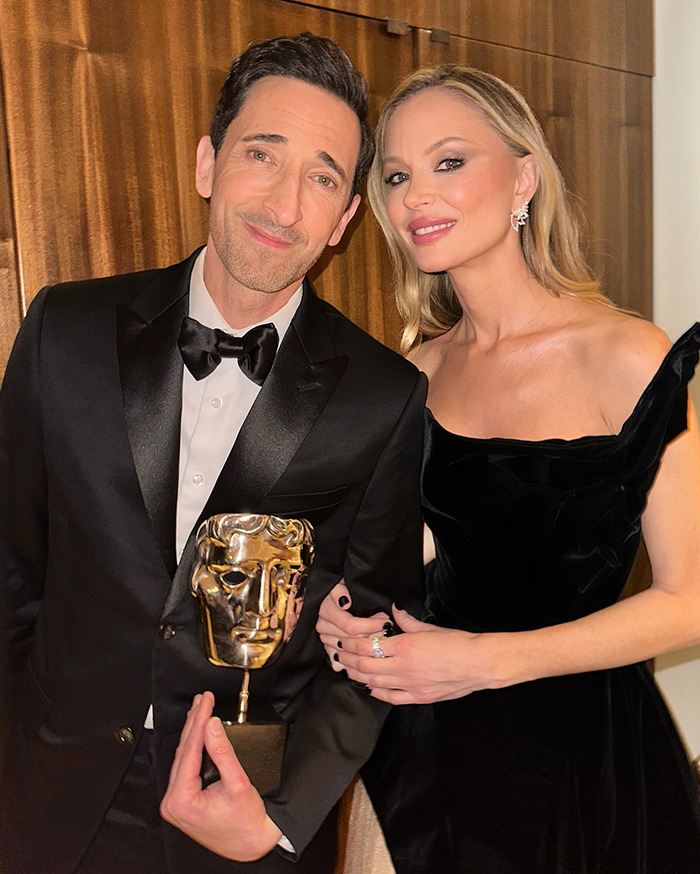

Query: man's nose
261;172;303;227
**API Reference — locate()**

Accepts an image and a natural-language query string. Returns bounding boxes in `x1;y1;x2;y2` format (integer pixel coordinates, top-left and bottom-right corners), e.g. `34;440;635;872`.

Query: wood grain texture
0;64;21;379
307;18;415;350
0;1;208;302
417;30;653;317
293;0;653;74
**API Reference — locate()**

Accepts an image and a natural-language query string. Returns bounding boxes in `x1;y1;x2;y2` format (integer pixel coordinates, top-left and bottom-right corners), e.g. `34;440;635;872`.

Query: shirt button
192;473;204;486
210;396;222;409
114;726;135;745
159;623;177;640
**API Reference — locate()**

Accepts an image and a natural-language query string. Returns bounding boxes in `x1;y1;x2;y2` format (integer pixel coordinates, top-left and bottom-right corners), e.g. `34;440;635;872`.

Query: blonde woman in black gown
318;66;700;873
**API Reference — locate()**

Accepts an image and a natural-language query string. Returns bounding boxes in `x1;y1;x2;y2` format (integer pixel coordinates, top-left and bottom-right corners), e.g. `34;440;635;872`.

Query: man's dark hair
210;32;374;202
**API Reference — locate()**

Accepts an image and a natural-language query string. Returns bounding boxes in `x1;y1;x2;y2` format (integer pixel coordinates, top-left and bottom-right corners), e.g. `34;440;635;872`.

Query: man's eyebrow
317;151;347;184
242;133;287;144
241;136;348;185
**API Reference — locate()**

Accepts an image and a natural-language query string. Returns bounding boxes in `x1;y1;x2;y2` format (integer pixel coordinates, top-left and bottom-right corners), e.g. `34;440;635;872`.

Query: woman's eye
437;157;464;172
384;171;409;186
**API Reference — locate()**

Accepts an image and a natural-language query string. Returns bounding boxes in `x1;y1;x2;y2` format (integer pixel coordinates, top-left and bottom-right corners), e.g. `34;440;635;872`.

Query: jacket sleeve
0;287;49;671
264;371;427;857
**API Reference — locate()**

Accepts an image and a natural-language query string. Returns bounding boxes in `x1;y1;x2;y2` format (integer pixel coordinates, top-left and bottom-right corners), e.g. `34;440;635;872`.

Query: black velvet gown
363;323;700;874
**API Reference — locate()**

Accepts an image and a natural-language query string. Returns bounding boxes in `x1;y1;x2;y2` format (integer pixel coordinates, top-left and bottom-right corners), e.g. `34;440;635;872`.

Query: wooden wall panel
417;31;653;317
0;67;21;379
0;2;204;303
0;0;413;350
306;21;414;348
294;0;653;74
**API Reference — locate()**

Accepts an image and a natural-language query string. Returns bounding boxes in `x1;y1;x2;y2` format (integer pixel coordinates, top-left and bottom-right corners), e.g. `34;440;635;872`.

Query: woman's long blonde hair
367;65;614;353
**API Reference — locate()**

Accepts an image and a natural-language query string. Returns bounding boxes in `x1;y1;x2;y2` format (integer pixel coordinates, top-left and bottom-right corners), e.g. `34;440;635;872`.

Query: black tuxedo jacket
0;250;425;873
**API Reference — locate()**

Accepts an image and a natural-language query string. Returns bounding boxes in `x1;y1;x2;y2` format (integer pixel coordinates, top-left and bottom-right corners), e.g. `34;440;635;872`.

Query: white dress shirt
176;248;302;559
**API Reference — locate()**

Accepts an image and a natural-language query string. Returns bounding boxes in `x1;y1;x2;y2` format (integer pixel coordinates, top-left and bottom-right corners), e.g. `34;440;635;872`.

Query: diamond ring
371;636;387;659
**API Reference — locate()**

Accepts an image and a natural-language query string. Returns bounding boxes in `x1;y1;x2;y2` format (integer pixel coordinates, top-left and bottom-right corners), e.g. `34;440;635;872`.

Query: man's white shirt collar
189;247;303;336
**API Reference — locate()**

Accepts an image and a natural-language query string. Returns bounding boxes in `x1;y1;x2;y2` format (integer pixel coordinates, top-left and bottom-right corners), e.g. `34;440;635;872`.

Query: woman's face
381;87;531;277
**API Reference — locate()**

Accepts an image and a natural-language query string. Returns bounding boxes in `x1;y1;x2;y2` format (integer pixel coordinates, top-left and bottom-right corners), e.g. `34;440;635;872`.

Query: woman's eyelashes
384;155;466;186
384;170;409;186
436;155;465;172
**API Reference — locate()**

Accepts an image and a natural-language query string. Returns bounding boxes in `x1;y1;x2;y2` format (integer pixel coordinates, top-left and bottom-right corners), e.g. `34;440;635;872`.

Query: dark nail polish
364;687;372;694
339;595;350;608
394;601;403;611
383;621;393;631
337;640;343;649
333;653;339;662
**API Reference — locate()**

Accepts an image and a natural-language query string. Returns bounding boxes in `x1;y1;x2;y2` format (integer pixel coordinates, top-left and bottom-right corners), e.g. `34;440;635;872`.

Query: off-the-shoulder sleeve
617;322;700;481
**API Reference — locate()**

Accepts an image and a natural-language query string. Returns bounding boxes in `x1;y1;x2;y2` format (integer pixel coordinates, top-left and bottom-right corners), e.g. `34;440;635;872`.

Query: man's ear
513;154;539;206
328;194;361;247
195;136;216;200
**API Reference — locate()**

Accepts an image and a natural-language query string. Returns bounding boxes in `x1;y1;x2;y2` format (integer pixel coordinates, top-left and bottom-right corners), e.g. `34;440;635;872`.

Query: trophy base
200;720;287;796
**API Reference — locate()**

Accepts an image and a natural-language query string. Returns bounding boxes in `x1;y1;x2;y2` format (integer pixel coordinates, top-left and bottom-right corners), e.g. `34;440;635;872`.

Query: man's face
195;76;361;303
191;518;313;670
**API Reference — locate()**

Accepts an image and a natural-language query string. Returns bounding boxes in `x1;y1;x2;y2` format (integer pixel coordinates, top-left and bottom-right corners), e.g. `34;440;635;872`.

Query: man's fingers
168;692;212;787
168;694;199;782
160;696;280;861
202;717;251;791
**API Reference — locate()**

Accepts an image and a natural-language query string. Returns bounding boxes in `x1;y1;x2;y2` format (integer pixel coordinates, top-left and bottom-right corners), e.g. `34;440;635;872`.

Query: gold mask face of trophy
191;514;314;670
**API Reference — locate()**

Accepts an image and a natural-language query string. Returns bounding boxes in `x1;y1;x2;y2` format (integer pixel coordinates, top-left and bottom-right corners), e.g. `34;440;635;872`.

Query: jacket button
114;726;135;745
159;623;177;640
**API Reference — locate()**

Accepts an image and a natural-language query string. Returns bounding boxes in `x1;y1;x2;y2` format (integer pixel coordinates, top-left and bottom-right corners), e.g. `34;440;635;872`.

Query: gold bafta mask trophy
190;513;314;795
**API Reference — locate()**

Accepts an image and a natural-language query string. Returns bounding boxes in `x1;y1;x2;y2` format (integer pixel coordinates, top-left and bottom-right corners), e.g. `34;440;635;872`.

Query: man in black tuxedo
0;33;425;873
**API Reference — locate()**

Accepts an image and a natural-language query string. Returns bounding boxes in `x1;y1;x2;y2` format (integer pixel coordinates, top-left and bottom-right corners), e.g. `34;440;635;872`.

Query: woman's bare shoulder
406;332;450;376
577;308;671;428
588;310;670;383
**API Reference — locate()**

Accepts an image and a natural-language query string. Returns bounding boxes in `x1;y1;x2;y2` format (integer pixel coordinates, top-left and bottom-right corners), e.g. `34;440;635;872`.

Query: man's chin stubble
224;248;325;296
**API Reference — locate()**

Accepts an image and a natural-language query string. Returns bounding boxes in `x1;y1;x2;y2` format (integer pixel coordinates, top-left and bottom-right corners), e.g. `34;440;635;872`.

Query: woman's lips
407;218;457;245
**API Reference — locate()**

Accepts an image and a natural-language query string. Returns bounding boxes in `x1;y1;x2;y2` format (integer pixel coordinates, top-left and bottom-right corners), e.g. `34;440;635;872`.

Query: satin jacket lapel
116;252;199;577
162;283;347;616
207;282;348;513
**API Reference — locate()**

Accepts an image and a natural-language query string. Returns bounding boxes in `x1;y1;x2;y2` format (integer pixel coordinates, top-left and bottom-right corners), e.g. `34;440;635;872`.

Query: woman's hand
316;581;393;672
329;602;513;704
318;584;519;701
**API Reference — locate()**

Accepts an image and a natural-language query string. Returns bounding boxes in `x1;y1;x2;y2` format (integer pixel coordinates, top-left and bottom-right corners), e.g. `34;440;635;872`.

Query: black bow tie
178;316;279;384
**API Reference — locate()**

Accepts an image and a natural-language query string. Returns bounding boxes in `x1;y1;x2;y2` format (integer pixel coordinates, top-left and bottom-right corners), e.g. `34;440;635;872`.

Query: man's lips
244;221;296;250
407;218;457;244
